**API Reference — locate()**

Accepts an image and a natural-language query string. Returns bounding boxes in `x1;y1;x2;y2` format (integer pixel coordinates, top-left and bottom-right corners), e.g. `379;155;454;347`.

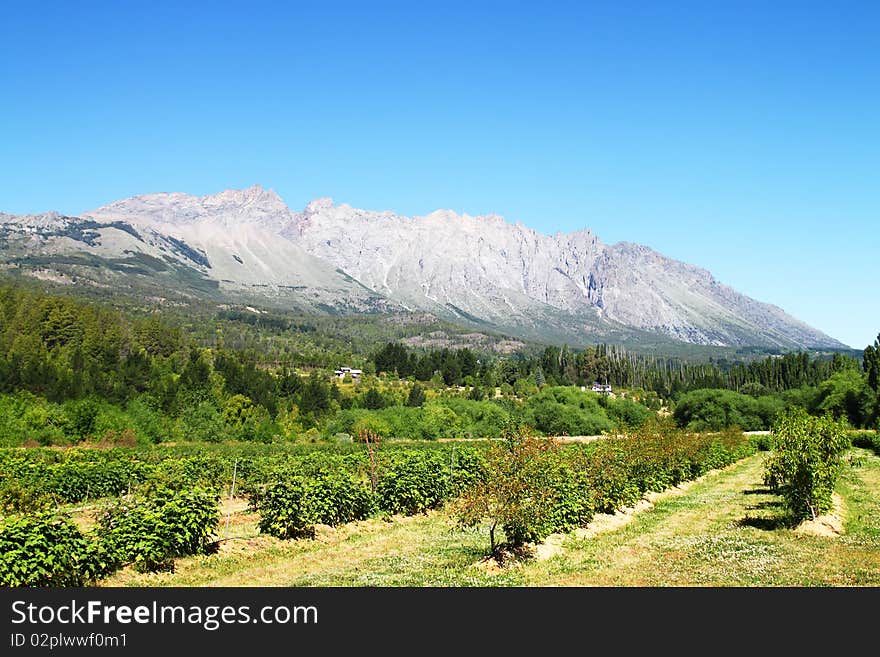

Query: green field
92;446;880;587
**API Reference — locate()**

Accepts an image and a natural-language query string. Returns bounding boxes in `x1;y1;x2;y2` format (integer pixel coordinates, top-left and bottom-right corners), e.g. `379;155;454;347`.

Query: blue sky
2;1;878;349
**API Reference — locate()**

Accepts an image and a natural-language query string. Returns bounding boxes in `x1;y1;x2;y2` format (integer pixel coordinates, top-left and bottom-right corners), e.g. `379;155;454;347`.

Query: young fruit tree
451;424;568;557
762;408;850;522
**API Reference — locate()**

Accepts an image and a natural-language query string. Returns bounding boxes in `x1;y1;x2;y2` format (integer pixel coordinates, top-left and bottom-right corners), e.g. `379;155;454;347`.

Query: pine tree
406;383;427;407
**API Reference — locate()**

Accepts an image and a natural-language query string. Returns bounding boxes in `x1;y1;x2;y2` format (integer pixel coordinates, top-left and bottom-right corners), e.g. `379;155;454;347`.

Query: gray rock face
0;186;845;349
286;198;841;349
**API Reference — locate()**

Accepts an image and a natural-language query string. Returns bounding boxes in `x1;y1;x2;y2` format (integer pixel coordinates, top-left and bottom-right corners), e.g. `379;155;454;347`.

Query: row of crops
1;425;762;586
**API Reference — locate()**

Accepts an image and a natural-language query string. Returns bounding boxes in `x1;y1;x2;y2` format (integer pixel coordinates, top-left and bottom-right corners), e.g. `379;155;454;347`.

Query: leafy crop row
0;488;218;586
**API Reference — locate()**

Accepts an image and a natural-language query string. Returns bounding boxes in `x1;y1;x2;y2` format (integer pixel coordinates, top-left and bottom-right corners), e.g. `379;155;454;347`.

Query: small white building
591;382;612;394
334;366;363;380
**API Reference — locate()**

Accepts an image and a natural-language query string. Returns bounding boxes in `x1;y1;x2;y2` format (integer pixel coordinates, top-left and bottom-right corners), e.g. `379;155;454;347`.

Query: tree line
374;340;865;399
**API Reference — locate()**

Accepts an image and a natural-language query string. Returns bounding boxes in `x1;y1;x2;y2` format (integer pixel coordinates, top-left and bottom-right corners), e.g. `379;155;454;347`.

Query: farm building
334;366;363;380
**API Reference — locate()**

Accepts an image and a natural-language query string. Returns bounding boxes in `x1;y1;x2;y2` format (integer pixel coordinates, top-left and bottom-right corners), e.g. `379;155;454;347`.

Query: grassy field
96;446;880;587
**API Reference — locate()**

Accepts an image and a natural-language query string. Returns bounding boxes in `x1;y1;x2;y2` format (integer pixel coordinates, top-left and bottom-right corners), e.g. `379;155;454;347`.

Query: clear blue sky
2;1;878;349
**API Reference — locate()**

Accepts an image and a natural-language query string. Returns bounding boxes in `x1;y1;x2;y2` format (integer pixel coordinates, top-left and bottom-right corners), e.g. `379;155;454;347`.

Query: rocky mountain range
0;185;846;350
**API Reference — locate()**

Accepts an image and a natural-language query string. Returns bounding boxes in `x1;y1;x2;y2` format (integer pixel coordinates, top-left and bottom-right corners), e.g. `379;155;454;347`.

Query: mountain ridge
0;186;847;350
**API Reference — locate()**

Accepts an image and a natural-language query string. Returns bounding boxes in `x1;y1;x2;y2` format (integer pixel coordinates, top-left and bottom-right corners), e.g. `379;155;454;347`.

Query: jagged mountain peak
84;185;290;227
417;208;516;233
304;197;335;214
202;184;286;212
0;210;64;226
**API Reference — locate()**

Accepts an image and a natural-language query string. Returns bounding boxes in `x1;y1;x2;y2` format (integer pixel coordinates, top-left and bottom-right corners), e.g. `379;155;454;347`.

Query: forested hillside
0;279;876;449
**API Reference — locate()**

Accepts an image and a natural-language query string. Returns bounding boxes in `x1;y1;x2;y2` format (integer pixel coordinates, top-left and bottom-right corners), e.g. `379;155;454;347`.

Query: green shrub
0;513;103;586
751;433;775;451
174;400;224;442
525;387;614;436
419;403;463;440
95;487;219;572
255;479;316;539
45;458;151;503
254;471;375;540
0;478;53;514
673;388;782;431
448;446;487;494
64;398;101;439
851;431;879;454
452;430;574;553
302;470;376;526
602;396;652;431
762;409;850;521
545;463;595;535
377;452;450;515
581;441;641;513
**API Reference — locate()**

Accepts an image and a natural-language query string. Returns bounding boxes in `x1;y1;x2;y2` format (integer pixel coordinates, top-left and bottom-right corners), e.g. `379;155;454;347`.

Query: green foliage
376;452;451;515
124;395;167;444
362;388;387;409
0;478;53;514
0;513;103;586
301;470;376;526
762;408;850;521
814;369;872;428
453;418;755;556
851;431;880;454
862;334;880;429
417;401;461;440
579;441;642;513
525;387;615;436
65;398;101;439
46;459;149;503
601;396;652;430
254;472;375;539
222;394;276;442
673;388;783;431
448;446;487;494
254;480;314;539
95;487;219;573
406;383;427;407
751;433;775;451
863;334;880;393
452;427;576;553
175;399;224;442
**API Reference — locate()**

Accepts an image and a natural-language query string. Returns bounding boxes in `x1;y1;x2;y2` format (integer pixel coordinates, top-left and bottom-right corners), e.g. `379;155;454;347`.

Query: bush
0;513;103;586
762;409;850;521
851;431;880;454
419;402;463;440
448;446;487;495
45;458;150;503
95;487;219;572
602;396;652;431
64;398;101;439
452;426;582;554
304;470;376;526
751;433;775;451
254;471;375;540
126;396;166;444
673;388;781;431
0;478;53;514
175;400;224;442
377;452;451;515
580;441;641;513
525;387;614;436
255;479;314;539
